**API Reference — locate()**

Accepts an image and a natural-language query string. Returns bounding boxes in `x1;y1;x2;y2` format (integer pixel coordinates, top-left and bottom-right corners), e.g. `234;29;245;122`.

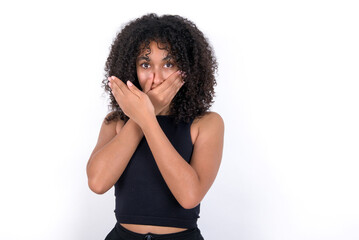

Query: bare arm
86;113;144;194
140;111;224;209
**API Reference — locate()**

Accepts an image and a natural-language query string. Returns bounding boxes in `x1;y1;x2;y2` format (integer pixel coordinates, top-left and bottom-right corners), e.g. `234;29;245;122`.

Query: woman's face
136;41;178;93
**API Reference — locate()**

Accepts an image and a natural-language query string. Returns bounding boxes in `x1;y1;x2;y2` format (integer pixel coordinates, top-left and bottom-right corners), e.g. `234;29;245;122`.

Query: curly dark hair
102;13;218;125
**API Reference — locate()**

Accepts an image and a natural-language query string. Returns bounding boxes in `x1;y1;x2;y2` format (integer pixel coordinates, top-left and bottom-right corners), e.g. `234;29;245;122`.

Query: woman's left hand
109;76;155;127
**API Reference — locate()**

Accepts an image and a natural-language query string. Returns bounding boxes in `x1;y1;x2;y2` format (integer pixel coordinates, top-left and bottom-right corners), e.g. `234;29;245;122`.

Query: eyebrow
137;55;173;61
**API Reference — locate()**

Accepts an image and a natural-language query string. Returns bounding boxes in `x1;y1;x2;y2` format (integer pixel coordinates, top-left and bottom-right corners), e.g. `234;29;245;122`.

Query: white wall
1;0;358;239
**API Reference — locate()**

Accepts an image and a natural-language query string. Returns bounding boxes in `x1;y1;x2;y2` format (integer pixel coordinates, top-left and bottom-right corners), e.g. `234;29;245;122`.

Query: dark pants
105;222;205;240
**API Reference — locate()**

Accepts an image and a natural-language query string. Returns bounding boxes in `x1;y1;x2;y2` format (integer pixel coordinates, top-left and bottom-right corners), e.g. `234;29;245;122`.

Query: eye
164;62;174;68
140;62;150;69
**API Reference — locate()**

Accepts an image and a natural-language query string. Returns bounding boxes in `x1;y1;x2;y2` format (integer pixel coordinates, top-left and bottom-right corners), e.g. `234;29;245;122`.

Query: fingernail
111;76;115;80
127;80;133;87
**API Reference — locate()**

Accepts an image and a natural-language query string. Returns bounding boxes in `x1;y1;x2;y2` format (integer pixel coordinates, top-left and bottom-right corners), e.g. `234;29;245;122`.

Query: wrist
139;113;157;131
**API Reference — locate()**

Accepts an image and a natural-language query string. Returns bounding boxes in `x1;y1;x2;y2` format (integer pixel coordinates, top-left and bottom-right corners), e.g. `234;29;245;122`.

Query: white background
1;0;358;239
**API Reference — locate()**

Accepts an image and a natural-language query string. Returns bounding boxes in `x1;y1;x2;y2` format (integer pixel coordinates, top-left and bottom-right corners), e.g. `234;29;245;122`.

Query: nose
152;68;164;85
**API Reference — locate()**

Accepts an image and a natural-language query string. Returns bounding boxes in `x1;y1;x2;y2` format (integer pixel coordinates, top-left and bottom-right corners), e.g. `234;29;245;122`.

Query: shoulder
194;111;224;130
192;111;224;144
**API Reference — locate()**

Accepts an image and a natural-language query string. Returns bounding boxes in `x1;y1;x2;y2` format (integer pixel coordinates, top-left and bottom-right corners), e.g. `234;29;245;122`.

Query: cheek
161;68;178;80
137;71;152;87
162;71;173;80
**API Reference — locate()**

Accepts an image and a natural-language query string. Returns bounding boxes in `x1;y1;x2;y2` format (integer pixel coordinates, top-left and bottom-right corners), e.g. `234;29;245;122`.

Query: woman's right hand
146;70;185;115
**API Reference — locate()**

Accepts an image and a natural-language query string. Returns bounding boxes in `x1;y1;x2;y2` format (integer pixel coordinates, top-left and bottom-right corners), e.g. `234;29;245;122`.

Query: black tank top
114;115;200;228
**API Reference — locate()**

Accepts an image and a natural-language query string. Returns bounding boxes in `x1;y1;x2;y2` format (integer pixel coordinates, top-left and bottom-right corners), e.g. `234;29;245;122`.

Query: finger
169;70;185;90
108;77;123;98
144;78;152;93
109;76;124;95
151;71;184;99
180;73;186;84
157;74;184;103
126;80;142;98
153;70;182;93
168;70;183;85
172;76;185;95
111;76;126;95
164;71;184;93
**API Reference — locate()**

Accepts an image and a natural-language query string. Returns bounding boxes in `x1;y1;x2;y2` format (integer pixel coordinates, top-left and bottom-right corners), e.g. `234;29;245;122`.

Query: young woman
86;13;224;240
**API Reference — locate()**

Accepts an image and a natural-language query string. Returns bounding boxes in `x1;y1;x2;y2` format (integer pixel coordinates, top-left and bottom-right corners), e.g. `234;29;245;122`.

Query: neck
158;107;171;116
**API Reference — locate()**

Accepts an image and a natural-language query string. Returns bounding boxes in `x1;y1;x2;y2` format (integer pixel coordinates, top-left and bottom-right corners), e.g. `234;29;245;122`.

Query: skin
136;41;185;116
87;42;224;234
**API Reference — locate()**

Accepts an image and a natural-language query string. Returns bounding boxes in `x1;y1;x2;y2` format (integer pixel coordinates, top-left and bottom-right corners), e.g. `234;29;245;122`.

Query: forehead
138;41;171;58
